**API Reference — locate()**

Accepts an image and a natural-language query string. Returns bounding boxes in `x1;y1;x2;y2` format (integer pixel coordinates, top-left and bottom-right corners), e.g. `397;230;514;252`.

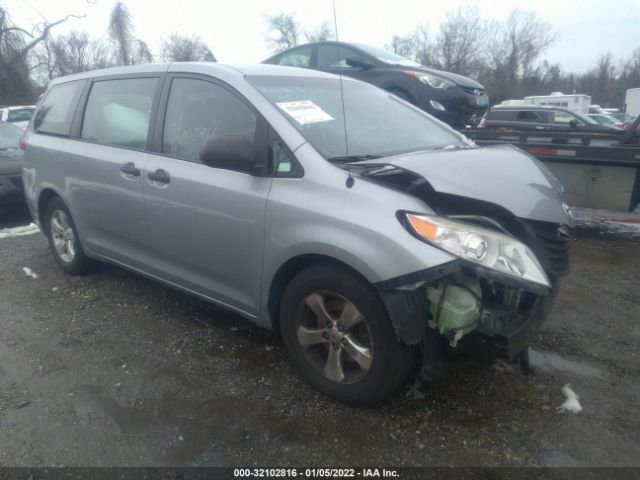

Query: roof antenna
331;0;354;188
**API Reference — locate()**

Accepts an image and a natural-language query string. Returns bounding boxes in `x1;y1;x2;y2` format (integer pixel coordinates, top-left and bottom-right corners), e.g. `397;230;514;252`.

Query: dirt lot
0;204;639;467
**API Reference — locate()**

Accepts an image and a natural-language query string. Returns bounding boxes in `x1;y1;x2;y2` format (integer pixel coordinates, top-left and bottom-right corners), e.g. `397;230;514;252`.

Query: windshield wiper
327;154;383;163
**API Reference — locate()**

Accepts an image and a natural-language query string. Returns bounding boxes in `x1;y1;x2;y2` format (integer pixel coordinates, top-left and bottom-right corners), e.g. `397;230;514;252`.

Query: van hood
359;144;574;226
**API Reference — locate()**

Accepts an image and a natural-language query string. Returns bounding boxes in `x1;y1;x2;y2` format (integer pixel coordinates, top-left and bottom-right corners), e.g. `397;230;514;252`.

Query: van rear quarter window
34;81;84;136
81;77;158;149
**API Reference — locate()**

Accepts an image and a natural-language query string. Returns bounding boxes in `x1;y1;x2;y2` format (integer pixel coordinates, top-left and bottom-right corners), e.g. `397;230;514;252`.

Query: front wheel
280;265;414;406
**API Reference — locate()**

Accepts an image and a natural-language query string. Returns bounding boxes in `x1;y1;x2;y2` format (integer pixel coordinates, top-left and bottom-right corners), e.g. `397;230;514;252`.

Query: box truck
625;88;640;117
524;92;591;114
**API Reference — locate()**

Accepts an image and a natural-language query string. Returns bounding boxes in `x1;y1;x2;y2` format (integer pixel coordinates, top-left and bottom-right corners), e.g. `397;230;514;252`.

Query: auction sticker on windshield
277;101;334;125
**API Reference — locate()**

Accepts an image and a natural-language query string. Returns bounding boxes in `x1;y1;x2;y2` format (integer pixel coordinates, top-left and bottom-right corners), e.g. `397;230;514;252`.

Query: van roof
48;62;346;87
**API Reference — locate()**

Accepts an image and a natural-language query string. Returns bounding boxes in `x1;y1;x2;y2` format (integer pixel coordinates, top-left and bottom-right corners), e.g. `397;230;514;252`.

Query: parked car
0;122;24;204
606;111;636;129
588;113;624;129
1;105;36;130
22;63;572;405
263;41;488;129
480;105;621;134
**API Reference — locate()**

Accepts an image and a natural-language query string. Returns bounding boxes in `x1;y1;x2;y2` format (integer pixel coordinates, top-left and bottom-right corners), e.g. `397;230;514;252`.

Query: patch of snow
571;208;640;238
556;384;582;413
22;267;38;279
0;223;40;239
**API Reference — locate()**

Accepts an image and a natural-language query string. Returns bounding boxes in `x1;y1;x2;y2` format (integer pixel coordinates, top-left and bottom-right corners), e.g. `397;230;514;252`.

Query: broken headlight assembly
403;213;551;290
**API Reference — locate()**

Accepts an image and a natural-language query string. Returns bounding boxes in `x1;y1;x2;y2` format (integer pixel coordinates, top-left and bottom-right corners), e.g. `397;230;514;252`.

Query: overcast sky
5;0;640;74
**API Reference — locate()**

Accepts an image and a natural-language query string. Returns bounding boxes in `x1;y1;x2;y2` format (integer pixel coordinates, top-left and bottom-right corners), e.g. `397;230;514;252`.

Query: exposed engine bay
348;157;571;375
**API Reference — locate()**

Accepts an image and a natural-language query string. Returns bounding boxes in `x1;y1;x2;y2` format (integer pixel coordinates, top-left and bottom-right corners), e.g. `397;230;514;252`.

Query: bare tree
108;1;152;65
34;31;110;81
0;6;81;103
386;9;557;104
489;10;556;82
265;12;299;53
432;6;487;76
160;34;216;62
304;21;333;43
387;25;432;66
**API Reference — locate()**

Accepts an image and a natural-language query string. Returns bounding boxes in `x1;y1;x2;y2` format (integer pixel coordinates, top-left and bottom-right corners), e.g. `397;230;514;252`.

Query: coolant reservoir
427;274;482;337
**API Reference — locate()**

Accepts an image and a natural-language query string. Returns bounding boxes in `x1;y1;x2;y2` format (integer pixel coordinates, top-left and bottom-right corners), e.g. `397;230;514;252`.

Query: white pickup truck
0;105;36;130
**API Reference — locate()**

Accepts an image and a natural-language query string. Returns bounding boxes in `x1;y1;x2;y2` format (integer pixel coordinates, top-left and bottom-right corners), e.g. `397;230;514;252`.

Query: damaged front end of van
356;144;573;373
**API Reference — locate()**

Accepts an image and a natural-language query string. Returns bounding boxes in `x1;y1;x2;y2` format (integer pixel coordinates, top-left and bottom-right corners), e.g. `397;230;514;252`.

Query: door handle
120;162;141;176
148;168;170;184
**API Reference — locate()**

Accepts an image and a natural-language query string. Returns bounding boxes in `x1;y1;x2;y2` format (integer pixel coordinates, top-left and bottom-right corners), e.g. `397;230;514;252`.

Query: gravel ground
0;204;639;467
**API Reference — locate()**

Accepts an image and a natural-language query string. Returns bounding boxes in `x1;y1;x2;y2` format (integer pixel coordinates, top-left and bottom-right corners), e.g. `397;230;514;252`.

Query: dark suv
480;105;620;134
263;41;488;129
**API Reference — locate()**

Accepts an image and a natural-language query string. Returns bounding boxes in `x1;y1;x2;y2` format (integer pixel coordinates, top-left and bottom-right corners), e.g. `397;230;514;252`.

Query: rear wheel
280;265;414;406
44;197;96;275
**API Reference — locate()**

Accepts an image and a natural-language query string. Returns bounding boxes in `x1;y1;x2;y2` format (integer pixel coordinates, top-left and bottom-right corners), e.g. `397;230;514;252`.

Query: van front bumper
376;262;558;360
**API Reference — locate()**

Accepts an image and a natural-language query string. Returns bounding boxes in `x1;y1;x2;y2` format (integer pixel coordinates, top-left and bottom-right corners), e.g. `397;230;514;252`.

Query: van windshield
247;75;467;160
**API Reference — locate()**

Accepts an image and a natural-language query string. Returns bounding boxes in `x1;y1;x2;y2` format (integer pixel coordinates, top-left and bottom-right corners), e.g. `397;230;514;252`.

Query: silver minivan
22;63;572;405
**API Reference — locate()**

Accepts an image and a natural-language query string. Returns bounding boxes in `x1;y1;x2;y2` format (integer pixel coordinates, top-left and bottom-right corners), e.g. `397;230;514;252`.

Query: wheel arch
267;253;374;334
36;186;90;255
37;187;64;225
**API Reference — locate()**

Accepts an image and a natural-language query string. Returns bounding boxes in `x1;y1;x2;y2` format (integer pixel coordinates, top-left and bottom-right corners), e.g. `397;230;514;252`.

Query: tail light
18;137;26;153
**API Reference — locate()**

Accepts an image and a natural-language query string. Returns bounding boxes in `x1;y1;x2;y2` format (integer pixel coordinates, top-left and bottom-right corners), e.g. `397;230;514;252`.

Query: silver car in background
22;63;572;405
0;122;25;204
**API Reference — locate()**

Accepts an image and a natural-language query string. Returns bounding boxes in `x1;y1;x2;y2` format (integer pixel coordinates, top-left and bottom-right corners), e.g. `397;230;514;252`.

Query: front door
143;76;272;316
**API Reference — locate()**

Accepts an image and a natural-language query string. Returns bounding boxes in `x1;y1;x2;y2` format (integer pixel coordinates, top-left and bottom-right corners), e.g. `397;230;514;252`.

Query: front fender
259;157;457;331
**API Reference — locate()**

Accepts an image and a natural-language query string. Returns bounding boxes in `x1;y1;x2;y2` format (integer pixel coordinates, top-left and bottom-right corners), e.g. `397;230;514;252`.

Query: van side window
270;137;303;177
81;77;158;149
34;81;84;136
162;78;257;163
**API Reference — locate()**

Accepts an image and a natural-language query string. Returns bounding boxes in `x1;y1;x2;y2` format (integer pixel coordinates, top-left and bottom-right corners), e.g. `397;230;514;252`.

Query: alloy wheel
296;291;373;384
50;209;76;263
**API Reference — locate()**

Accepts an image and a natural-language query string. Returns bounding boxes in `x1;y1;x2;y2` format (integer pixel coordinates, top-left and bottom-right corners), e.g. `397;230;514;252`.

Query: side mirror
199;135;255;173
345;56;375;69
569;119;579;128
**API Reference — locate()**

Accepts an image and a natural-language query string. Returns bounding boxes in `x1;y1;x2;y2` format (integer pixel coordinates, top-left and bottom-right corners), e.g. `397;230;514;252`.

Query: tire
44;197;96;275
280;265;414;406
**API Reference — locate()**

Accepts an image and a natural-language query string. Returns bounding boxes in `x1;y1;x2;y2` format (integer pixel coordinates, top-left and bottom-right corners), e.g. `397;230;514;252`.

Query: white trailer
625;88;640;117
499;99;527;106
524;92;591;114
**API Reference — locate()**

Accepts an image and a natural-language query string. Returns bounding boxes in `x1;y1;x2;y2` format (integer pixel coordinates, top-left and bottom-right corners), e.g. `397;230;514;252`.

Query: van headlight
404;213;550;288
